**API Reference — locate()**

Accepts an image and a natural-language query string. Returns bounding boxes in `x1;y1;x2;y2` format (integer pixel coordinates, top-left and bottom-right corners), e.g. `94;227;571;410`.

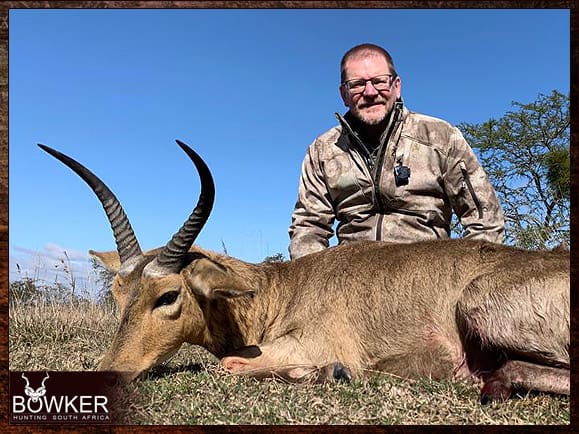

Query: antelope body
39;141;570;404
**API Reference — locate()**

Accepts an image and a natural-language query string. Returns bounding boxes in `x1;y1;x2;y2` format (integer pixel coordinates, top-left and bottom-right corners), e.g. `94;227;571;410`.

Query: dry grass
9;299;570;425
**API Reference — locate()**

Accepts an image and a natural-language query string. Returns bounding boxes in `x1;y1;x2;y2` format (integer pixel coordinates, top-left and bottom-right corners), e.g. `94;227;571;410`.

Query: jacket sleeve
444;128;505;243
288;141;336;259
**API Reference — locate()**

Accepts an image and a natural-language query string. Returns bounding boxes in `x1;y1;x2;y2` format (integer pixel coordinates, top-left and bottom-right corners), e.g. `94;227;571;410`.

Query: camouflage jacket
288;102;505;259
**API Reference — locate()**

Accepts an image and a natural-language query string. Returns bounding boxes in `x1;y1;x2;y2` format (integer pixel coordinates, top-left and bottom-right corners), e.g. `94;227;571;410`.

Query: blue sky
8;8;570;293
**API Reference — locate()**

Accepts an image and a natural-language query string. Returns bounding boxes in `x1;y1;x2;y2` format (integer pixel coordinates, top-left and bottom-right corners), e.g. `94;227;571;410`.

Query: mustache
358;99;387;109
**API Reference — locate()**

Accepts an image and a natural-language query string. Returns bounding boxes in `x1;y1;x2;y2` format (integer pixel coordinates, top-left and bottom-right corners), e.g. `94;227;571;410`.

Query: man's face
340;54;401;126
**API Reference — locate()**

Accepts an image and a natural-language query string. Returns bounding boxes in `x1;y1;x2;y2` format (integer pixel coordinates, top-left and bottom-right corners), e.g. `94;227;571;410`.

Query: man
288;43;504;259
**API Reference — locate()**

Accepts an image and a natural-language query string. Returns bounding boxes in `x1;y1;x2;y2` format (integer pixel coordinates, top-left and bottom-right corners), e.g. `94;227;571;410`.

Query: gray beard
360;115;386;126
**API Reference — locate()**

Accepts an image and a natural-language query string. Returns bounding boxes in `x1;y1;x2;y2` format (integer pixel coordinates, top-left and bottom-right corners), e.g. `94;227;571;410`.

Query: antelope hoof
480;379;512;405
332;362;352;382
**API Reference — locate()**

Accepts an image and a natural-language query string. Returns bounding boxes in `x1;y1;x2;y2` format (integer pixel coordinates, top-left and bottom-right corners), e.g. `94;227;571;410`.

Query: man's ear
393;75;402;99
89;250;121;273
339;83;350;107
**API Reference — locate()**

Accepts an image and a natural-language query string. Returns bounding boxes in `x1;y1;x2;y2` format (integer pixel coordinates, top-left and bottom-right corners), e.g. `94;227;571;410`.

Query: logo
10;371;124;425
22;373;49;402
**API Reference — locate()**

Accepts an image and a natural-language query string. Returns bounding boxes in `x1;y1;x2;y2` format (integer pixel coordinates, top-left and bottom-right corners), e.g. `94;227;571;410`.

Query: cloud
44;243;89;262
9;243;99;296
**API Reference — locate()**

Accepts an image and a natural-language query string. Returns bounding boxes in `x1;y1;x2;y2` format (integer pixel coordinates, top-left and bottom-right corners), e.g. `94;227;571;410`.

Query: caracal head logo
22;373;50;402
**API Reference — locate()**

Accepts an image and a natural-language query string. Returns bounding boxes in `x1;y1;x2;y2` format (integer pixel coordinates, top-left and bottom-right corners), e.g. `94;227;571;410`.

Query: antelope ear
182;258;255;299
89;250;121;273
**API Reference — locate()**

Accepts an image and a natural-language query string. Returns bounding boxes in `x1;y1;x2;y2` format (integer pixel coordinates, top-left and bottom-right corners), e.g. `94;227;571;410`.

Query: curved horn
155;140;215;271
41;373;50;388
38;144;142;264
21;373;30;389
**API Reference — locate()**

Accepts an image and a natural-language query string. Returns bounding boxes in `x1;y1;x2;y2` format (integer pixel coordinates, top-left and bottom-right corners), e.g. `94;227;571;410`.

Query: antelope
38;140;570;404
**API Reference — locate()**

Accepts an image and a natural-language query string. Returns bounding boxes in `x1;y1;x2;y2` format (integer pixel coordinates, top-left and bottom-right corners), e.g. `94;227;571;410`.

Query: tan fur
41;141;568;402
93;238;569;401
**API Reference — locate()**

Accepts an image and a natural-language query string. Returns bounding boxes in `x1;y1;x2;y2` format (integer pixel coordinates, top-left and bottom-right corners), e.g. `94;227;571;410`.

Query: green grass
9;299;570;425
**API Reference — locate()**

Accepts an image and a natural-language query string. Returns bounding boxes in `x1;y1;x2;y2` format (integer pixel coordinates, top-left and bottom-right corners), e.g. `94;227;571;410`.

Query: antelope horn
154;140;215;272
21;373;30;389
41;373;50;388
38;144;142;264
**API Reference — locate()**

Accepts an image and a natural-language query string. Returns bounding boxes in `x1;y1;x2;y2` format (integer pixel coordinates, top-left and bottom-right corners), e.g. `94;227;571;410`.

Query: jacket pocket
393;137;444;199
324;153;371;204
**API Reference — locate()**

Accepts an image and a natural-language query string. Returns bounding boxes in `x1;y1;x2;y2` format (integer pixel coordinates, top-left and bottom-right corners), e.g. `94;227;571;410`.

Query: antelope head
39;140;239;381
22;373;49;402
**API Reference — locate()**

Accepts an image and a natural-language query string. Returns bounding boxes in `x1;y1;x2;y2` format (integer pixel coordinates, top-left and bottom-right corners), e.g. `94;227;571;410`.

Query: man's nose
363;81;379;96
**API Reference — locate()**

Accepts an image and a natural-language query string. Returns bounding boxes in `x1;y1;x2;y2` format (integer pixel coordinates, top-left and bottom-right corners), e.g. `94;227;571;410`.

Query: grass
8;298;570;425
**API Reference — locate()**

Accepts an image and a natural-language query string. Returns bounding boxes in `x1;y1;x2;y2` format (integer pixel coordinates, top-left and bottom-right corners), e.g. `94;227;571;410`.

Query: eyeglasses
343;74;396;95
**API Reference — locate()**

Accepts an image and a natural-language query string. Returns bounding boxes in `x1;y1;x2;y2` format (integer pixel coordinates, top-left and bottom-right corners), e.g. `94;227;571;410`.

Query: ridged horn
155;140;215;271
38;144;142;264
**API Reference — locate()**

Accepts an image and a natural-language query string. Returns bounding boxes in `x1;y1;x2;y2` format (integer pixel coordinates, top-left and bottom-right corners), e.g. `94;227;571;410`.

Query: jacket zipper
373;103;403;240
335;113;375;182
335;106;404;241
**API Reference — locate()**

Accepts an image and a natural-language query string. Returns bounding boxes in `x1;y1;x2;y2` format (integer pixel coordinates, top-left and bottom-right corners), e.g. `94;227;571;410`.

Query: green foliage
459;90;570;249
262;252;287;263
544;147;570;200
9;278;75;306
90;256;116;306
9;278;42;304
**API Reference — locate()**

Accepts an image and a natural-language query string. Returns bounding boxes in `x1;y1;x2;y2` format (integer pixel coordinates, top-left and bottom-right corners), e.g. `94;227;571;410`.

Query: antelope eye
154;291;180;309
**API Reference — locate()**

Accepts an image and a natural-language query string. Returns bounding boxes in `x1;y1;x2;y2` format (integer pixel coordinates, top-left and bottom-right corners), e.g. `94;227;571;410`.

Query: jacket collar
335;99;405;144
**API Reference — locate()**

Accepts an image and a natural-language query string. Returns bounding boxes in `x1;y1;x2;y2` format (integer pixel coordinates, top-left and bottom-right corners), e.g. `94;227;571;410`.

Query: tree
9;278;41;305
262;253;287;263
9;278;72;305
459;90;570;249
90;257;116;306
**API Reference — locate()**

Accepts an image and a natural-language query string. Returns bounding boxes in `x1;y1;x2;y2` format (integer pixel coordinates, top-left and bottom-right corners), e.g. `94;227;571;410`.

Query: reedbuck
39;141;569;404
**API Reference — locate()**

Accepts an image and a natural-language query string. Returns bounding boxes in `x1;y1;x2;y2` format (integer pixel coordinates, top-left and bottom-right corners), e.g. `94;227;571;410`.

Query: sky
8;8;570;294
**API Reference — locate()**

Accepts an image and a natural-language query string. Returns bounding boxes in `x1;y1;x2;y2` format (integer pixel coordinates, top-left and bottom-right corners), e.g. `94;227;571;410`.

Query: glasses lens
346;75;392;94
347;80;366;94
371;75;392;90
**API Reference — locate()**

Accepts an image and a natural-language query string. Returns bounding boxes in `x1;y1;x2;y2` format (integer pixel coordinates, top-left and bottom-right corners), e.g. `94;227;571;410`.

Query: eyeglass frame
342;74;397;95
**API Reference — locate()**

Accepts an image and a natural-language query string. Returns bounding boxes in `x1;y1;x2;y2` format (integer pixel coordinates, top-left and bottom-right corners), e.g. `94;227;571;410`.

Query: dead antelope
38;141;570;404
